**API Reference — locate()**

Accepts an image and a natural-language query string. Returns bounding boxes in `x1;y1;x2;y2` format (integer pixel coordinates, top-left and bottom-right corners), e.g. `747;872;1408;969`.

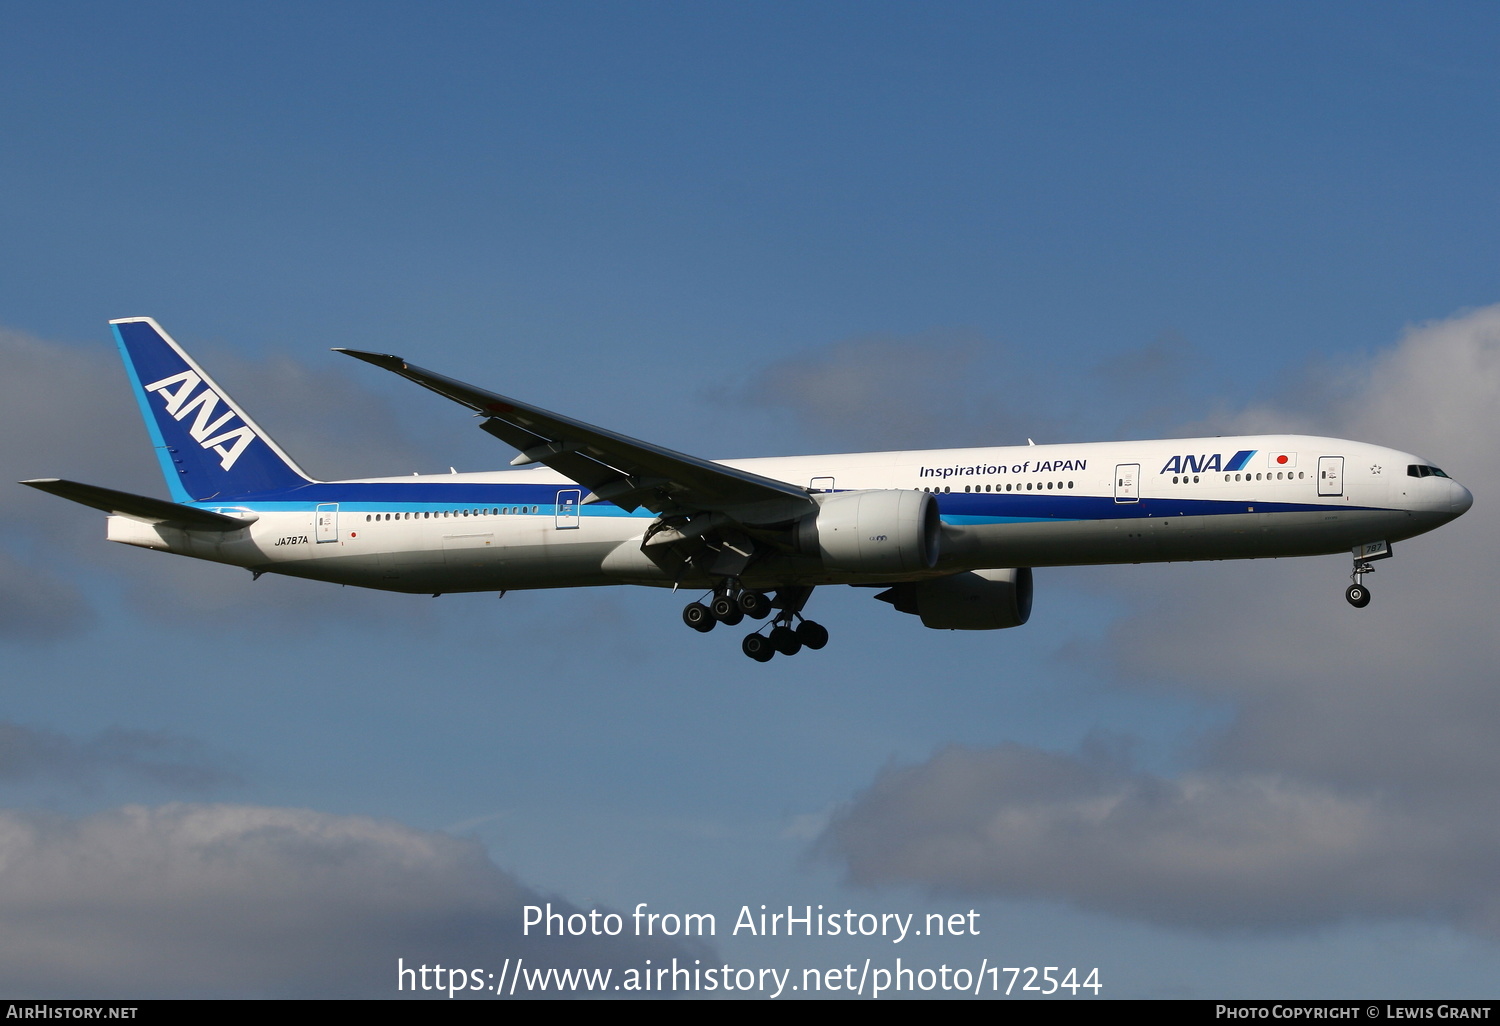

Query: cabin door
1318;456;1344;497
554;489;581;529
315;503;339;543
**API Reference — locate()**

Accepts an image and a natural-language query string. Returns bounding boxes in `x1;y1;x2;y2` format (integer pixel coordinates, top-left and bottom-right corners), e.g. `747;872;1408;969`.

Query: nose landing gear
1345;541;1392;608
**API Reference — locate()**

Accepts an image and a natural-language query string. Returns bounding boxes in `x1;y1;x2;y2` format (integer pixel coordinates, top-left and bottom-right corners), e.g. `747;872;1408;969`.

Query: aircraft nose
1451;479;1474;516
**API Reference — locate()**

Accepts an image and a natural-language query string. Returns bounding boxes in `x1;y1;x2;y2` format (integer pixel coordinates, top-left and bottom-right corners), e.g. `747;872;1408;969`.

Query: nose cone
1451;479;1474;517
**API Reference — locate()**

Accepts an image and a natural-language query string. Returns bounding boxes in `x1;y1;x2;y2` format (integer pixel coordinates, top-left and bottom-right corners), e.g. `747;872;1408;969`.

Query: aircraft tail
111;318;314;502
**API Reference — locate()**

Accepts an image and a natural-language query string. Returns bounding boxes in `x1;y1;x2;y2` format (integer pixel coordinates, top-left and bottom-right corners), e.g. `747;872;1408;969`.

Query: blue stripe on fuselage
929;491;1382;523
182;483;1387;521
182;481;628;505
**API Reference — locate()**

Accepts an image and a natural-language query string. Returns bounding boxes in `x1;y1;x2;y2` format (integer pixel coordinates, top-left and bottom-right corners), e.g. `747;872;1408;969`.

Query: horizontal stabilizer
19;479;254;530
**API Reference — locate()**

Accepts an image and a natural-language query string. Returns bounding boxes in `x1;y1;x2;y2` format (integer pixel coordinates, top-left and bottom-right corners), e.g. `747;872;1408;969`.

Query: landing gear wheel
742;634;775;662
739;591;772;619
1345;584;1371;608
795;620;829;650
683;602;715;632
769;625;803;656
711;595;744;625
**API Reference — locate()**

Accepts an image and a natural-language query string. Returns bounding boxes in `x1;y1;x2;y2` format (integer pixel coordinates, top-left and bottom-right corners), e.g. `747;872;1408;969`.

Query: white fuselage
106;434;1473;595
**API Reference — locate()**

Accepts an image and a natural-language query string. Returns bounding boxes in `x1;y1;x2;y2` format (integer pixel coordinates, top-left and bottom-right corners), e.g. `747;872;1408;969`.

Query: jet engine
876;567;1033;630
796;490;940;575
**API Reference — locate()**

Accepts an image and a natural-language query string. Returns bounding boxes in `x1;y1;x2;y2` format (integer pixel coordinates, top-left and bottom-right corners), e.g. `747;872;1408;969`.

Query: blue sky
2;1;1499;998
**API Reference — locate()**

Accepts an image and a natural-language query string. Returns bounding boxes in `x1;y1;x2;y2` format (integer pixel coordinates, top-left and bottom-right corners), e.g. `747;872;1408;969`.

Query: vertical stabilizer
111;318;314;501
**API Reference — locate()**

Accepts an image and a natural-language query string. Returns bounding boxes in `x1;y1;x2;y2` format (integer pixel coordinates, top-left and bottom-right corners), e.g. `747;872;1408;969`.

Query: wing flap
20;479;253;530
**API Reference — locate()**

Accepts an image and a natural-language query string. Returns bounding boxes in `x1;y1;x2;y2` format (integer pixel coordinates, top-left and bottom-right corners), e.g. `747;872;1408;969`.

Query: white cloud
820;304;1500;935
0;802;708;997
823;744;1499;931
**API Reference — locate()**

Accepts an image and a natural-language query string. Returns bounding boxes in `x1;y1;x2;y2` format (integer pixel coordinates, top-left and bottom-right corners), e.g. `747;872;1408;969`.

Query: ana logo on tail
142;370;257;471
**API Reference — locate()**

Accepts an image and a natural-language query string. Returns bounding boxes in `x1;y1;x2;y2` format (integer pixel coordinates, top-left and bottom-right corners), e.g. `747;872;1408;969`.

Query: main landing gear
682;582;829;661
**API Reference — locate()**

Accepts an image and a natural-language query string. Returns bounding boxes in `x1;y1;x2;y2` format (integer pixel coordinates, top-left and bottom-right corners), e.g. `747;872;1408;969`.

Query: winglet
332;348;408;372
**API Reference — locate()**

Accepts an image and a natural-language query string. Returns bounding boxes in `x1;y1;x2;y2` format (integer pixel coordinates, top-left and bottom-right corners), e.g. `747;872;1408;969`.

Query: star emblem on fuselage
1371;464;1382;475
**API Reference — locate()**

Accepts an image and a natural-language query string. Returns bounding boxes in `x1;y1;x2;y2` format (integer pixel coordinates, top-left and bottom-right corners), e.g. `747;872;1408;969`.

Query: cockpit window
1408;464;1450;478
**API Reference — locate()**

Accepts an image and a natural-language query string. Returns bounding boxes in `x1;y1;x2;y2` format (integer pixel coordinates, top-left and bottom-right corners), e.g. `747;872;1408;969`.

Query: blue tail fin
112;318;314;501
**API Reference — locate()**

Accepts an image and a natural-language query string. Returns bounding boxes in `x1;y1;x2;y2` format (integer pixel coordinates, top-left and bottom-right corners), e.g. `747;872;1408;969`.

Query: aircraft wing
335;350;817;523
20;479;254;530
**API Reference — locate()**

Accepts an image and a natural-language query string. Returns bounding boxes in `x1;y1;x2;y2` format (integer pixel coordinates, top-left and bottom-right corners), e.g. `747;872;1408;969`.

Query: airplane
22;318;1473;661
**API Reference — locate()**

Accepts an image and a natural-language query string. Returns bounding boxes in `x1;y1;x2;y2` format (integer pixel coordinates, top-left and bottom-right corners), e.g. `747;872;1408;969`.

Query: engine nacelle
797;489;940;575
876;567;1033;630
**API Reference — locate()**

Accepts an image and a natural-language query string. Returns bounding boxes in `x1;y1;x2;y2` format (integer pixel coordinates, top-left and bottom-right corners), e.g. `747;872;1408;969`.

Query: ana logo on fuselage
142;370;257;471
1160;450;1256;475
